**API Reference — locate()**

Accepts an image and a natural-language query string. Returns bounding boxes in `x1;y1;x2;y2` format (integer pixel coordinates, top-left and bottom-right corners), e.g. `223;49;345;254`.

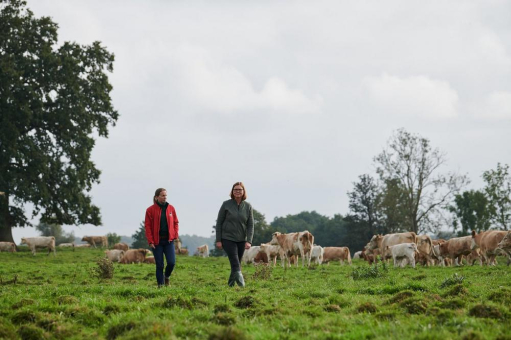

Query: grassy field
0;248;510;340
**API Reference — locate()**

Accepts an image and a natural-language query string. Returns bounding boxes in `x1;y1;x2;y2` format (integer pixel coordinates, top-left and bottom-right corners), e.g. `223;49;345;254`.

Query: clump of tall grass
351;262;388;280
89;258;114;279
439;273;465;289
251;265;272;280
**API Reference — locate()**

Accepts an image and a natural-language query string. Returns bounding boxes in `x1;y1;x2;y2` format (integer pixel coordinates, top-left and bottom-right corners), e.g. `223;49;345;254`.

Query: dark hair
229;182;247;201
153;188;166;203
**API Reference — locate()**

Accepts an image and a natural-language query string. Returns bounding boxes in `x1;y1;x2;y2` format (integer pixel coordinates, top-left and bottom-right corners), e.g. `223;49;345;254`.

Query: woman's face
232;185;244;199
156;190;167;204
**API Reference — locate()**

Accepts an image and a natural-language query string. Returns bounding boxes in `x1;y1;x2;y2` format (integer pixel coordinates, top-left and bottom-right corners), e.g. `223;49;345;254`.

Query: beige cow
497;231;511;265
367;232;417;261
270;231;315;267
21;237;56;256
260;243;280;266
119;249;149;264
196;244;209;258
416;235;434;266
471;230;509;266
0;242;16;252
322;247;351;265
81;236;108;248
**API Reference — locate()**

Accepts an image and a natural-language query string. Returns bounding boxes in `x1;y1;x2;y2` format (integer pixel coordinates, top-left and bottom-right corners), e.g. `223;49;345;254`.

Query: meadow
0;248;510;340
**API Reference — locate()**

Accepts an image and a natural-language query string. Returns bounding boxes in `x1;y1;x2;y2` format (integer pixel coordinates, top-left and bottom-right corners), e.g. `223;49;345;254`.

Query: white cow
310;245;324;265
241;246;262;264
105;249;125;262
21;237;56;256
58;243;75;248
260;243;280;266
0;242;16;252
388;243;418;268
353;251;362;259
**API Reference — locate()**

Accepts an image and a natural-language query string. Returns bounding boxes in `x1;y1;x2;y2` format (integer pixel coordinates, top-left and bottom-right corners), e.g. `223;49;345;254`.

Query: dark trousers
152;239;175;285
222;239;246;272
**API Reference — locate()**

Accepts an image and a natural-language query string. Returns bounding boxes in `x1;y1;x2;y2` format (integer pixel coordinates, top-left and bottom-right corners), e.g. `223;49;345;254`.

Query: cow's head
270;232;281;245
20;238;26;245
470;230;480;250
432;244;442;259
367;235;381;250
81;236;88;242
497;231;511;251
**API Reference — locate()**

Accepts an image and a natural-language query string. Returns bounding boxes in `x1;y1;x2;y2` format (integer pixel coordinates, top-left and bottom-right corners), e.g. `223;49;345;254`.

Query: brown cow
174;238;182;253
322;247;352;265
113;243;129;251
471;230;510;266
260;243;280;266
196;244;209;258
270;231;314;267
434;236;472;266
178;248;189;255
119;249;149;264
81;236;108;248
367;232;417;261
465;249;483;266
361;246;380;265
497;231;511;265
254;251;269;264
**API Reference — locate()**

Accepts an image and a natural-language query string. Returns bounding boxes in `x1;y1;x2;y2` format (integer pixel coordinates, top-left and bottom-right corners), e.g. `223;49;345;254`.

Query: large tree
347;174;382;238
482;163;511;230
0;0;118;242
448;190;491;235
374;129;468;234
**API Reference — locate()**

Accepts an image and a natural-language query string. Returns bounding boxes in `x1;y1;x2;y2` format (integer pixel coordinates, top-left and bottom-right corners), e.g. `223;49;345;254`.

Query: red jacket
145;203;179;245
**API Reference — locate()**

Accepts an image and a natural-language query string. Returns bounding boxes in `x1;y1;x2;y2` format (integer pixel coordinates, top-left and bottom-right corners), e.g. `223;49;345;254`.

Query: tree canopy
0;0;118;242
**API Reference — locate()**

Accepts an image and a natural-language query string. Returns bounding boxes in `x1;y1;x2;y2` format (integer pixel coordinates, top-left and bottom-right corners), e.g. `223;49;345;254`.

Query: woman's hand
245;242;251;250
216;241;222;249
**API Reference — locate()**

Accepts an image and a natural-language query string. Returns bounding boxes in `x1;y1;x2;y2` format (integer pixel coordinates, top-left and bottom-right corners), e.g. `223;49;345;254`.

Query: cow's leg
409;255;415;268
393;256;397;267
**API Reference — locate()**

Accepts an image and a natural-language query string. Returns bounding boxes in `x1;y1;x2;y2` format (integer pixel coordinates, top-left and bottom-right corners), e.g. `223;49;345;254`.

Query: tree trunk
0;197;15;243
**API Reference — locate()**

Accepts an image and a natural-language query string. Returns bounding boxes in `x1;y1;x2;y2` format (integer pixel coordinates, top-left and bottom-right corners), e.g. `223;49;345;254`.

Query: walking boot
228;272;236;287
165;277;170;287
234;271;245;287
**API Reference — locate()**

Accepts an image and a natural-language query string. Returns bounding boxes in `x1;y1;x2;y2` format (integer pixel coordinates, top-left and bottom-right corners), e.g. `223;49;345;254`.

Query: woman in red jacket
145;188;179;288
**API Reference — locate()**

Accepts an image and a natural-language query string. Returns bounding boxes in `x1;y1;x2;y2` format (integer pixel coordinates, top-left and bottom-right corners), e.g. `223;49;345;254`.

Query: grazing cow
322;247;352;265
260;243;280;266
105;249;125;262
367;232;417;261
144;256;156;264
0;242;16;252
310;245;324;265
81;236;108;248
196;244;209;258
361;246;380;265
242;246;262;264
119;249;149;264
434;236;472;266
353;251;362;260
270;231;315;267
497;231;511;265
178;248;189;256
58;243;74;248
388;243;418;268
75;244;91;248
471;230;510;266
113;243;129;251
416;235;434;266
21;237;56;256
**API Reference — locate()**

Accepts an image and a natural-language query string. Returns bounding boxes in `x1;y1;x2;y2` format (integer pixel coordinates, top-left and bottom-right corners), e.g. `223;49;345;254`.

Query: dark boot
228;272;236;287
234;271;245;287
165;277;170;286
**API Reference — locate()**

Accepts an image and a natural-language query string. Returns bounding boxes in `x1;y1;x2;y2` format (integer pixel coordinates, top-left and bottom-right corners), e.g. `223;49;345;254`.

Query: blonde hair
229;182;247;201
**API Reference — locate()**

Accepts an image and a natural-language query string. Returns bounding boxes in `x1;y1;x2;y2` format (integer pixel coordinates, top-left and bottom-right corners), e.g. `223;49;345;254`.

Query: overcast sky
12;0;511;242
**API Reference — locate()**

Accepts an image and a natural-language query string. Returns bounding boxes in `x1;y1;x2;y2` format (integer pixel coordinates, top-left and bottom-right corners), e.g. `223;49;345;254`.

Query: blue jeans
152;239;175;285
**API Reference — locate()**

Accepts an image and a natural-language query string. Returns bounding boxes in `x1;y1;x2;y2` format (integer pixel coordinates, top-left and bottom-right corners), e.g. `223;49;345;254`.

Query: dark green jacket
215;199;254;243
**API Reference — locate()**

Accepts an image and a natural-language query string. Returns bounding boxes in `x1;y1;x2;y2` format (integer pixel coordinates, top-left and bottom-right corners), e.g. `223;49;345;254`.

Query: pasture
0;248;510;340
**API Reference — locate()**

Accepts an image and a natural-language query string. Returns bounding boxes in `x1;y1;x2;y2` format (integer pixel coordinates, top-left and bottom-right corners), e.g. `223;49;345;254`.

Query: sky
11;0;511;243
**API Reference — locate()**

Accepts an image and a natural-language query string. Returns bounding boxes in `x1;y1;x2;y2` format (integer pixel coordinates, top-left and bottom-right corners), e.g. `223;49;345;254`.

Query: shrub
440;273;465;289
234;296;255;309
350;262;388;280
356;302;378;313
251;265;272;280
12;298;35;310
211;312;236;326
208;327;248;340
469;304;506;320
400;298;428;314
107;321;137;340
90;258;114;279
162;296;193;309
17;324;45;340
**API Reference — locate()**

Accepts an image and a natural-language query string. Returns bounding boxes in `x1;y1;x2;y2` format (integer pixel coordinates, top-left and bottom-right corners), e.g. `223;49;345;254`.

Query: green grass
1;248;510;339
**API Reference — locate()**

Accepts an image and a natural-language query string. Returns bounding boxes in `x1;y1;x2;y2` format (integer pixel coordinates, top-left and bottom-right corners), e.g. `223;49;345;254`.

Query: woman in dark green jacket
215;181;254;287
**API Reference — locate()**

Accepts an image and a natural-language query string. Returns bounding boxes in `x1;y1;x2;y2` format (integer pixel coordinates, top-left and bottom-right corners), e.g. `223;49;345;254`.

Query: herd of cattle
238;229;511;268
1;229;510;268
